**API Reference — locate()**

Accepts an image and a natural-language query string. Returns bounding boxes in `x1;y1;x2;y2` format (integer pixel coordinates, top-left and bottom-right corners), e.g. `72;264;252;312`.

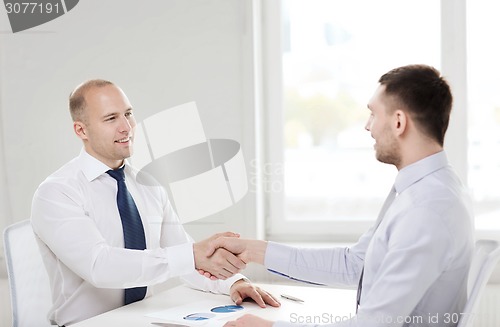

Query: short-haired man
212;64;474;327
31;80;280;326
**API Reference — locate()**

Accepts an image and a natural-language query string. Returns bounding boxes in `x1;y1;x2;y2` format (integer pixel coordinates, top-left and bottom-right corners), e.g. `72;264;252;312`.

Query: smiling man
71;81;135;169
31;80;279;326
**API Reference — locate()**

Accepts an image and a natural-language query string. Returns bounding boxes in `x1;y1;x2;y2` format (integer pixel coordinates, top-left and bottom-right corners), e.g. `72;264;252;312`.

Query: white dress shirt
268;151;474;327
31;149;244;326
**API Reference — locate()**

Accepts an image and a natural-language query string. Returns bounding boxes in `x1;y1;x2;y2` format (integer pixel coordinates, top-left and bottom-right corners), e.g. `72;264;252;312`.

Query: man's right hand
206;237;268;265
193;232;246;280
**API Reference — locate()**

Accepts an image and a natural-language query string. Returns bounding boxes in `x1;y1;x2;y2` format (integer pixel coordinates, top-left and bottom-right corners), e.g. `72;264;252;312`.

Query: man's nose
119;116;132;132
364;119;371;131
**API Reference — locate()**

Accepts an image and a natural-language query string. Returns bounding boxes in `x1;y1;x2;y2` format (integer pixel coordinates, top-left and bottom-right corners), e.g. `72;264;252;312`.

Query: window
263;0;499;241
467;0;500;231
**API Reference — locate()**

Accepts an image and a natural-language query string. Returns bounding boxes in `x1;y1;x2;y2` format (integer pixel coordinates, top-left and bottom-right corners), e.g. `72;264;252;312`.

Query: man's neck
397;141;443;171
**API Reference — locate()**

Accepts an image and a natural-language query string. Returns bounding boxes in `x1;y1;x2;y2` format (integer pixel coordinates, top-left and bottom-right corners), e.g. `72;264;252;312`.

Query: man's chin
375;152;390;165
120;146;133;158
118;151;132;161
375;153;400;167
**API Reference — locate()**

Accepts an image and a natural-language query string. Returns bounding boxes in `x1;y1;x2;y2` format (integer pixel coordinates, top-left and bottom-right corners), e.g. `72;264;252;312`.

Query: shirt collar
78;148;130;182
394;150;449;194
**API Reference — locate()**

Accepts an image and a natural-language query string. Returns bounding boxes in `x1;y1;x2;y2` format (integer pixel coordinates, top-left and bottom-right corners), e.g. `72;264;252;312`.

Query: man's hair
379;64;453;146
69;79;114;123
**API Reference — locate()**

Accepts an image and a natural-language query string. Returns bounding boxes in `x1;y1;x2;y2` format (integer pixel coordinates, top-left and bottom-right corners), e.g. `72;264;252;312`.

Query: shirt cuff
264;241;295;273
165;242;195;277
220;273;248;294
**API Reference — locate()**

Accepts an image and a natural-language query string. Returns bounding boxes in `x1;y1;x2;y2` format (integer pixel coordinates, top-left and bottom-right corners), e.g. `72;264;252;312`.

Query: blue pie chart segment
184;312;216;321
211;305;244;313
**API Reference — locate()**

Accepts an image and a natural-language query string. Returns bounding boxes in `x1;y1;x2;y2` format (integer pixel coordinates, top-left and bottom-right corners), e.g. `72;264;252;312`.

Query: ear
73;121;88;140
393;109;408;136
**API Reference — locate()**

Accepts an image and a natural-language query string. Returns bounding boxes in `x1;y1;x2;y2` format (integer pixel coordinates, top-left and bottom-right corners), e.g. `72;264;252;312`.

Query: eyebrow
101;108;133;119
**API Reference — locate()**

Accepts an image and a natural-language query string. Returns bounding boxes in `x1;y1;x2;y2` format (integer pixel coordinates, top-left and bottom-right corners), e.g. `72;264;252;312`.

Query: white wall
0;0;261;270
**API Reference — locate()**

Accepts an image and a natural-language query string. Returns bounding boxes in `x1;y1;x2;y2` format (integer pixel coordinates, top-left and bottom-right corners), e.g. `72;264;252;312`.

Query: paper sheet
146;299;260;326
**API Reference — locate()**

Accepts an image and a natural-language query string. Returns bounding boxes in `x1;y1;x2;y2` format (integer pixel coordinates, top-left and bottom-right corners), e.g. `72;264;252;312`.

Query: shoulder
400;165;470;215
34;157;86;199
387;168;473;250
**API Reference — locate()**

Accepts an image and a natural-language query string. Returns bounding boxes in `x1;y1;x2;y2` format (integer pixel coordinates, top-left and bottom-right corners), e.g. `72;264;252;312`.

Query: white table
71;283;356;326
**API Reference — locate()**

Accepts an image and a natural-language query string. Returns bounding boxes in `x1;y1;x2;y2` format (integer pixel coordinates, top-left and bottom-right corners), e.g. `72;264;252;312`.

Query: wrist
247;240;268;264
192;242;198;260
231;277;249;288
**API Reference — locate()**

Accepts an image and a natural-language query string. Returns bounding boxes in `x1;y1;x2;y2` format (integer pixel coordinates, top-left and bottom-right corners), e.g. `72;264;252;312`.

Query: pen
280;294;305;303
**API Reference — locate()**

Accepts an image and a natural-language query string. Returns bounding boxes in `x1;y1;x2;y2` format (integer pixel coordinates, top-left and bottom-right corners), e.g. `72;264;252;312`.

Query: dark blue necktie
107;166;147;305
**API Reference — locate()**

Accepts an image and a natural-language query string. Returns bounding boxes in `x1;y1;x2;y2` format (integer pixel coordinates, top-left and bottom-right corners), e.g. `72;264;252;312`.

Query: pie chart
211;305;244;313
183;312;216;321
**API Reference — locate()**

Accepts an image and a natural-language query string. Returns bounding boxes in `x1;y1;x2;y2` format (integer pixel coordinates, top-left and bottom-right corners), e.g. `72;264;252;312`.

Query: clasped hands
193;232;267;280
193;233;275;326
193;232;245;279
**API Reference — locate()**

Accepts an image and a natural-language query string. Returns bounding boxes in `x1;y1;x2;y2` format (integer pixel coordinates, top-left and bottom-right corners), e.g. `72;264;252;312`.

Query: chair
458;239;500;327
3;220;52;327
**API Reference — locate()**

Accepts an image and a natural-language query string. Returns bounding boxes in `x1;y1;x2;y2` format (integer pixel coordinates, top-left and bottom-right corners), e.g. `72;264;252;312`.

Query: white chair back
3;220;52;327
458;239;500;327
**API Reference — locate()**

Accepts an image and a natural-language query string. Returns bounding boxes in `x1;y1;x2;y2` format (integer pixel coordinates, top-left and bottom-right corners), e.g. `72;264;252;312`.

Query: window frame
261;0;468;242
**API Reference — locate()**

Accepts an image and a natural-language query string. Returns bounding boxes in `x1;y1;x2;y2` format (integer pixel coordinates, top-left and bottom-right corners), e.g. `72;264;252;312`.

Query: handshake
193;232;267;280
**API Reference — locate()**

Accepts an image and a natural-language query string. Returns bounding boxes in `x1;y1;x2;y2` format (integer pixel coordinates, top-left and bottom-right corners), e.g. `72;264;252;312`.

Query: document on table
146;299;262;326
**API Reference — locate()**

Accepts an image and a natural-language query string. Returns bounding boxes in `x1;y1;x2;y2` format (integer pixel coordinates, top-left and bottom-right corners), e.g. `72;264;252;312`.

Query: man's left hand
230;279;281;308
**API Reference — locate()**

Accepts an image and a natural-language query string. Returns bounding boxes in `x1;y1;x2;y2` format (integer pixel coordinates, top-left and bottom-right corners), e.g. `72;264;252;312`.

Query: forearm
32;197;194;288
264;242;362;286
88;243;194;288
244;239;268;264
35;222;195;288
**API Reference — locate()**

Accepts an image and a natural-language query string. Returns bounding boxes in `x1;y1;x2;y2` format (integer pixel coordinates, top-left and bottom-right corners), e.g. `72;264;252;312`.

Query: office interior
0;0;499;326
